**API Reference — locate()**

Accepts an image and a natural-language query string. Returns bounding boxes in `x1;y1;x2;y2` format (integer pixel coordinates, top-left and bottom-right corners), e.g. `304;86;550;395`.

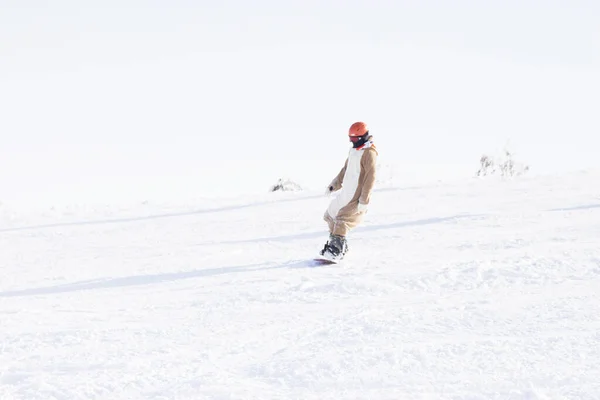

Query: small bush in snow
477;147;529;178
270;178;302;192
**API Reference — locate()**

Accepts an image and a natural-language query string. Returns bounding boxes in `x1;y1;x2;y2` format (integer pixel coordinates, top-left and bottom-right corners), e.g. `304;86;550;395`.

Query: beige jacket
324;139;378;236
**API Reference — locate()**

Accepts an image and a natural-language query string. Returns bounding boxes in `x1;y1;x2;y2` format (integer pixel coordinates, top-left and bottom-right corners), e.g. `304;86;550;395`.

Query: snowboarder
319;121;378;261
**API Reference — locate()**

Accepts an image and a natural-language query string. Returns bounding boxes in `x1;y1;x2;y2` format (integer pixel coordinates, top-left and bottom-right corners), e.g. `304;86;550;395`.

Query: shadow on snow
0;263;282;297
548;204;600;212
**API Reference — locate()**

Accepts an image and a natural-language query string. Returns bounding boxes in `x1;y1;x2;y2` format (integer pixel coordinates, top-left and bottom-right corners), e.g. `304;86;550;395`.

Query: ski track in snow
1;172;600;400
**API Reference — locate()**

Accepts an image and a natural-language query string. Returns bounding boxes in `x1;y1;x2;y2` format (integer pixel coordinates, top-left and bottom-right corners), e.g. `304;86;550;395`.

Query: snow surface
1;170;600;400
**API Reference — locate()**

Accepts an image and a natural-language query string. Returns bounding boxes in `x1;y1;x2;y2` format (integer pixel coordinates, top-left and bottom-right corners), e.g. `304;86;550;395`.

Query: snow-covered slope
1;171;600;400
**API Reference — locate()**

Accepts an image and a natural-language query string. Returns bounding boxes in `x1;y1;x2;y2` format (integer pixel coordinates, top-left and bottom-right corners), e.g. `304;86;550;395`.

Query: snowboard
313;254;342;264
313;257;338;265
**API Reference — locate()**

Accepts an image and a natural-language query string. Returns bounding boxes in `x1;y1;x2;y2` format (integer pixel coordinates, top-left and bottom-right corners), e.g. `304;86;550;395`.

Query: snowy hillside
1;170;600;400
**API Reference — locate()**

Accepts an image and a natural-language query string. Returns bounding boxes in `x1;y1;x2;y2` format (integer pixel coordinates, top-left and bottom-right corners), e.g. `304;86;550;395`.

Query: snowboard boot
326;234;348;260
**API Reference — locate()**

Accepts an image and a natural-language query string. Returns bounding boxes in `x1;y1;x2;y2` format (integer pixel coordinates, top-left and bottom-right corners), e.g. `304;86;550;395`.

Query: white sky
1;0;599;203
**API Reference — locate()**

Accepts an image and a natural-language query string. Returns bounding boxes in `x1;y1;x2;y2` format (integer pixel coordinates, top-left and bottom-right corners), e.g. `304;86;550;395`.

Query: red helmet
348;121;368;137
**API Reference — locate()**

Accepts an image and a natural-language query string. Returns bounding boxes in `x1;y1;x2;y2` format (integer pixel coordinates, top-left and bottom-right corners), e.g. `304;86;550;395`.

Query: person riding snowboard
320;121;378;260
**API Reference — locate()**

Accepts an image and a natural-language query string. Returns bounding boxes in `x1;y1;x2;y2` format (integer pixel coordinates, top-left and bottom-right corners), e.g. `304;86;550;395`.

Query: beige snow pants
323;202;364;237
